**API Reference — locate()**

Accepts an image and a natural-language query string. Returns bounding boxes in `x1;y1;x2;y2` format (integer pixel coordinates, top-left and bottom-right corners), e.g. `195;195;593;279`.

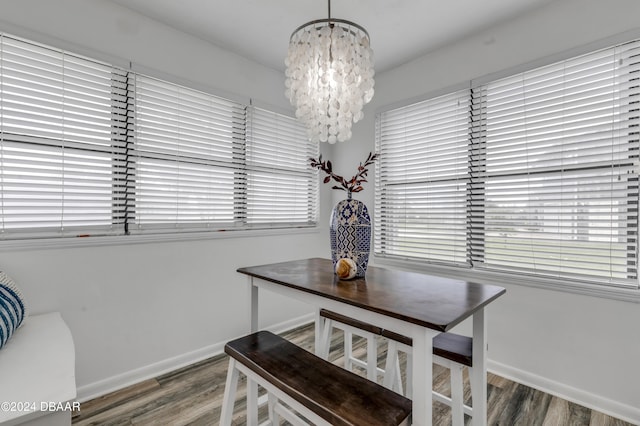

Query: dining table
237;257;506;426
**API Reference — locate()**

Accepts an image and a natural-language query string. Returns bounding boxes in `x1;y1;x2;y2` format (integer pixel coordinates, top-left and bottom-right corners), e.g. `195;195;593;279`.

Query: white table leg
412;327;434;426
246;276;259;425
248;276;258;333
471;309;487;426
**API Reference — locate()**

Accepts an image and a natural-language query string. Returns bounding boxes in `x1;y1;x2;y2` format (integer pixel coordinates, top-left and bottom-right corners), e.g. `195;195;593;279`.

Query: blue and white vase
329;193;371;278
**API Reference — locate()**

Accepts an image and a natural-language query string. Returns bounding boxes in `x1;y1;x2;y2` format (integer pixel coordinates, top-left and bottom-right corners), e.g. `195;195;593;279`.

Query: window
472;43;639;285
246;107;318;227
375;90;470;265
0;34;317;240
132;75;245;232
0;35;129;239
376;39;640;289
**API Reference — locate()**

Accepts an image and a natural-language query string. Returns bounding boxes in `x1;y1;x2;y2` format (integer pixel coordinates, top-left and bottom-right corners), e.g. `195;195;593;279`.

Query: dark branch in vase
309;152;379;196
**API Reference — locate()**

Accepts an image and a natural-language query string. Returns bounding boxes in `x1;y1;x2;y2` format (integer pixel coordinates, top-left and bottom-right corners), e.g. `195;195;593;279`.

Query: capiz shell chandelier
284;0;374;144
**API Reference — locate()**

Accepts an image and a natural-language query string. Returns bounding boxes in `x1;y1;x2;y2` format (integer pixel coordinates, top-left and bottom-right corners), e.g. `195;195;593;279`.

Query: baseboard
76;313;315;402
78;318;639;425
488;359;640;425
76;341;225;403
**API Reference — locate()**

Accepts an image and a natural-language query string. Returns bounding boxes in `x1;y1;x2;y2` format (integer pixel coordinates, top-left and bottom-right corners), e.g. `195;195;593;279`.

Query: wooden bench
220;330;412;426
319;309;474;426
319;308;473;369
381;328;473;368
316;309;383;381
381;327;474;426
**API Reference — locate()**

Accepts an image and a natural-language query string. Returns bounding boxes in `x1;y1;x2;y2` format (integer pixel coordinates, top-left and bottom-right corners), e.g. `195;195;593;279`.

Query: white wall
2;0;639;422
346;0;640;422
0;0;332;401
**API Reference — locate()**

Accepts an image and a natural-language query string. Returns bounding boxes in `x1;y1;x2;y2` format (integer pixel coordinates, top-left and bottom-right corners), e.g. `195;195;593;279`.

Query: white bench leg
432;356;473;423
466;366;475;419
317;313;380;381
450;364;465;426
247;379;259;425
274;400;312;426
366;332;378;381
382;340;397;391
268;392;280;425
383;340;405;395
344;330;354;370
318;312;474;424
229;358;335;426
388;341;472;425
317;317;332;359
405;351;413;399
220;358;239;426
314;309;324;356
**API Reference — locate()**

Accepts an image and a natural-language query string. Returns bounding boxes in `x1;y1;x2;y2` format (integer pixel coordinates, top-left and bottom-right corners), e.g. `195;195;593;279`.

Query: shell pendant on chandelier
284;0;375;144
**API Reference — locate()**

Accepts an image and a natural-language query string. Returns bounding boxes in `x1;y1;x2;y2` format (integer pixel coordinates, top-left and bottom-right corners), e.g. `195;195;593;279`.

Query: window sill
0;226;321;252
374;255;640;304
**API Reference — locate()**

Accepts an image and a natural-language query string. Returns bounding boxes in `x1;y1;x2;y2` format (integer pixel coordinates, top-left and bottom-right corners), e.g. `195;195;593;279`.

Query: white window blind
246;107;318;227
131;75;246;233
0;35;129;238
472;41;640;285
376;39;640;289
375;90;471;265
0;33;318;240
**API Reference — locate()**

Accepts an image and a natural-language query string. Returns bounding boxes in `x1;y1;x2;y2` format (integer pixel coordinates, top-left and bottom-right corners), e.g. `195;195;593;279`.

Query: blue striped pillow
0;271;27;350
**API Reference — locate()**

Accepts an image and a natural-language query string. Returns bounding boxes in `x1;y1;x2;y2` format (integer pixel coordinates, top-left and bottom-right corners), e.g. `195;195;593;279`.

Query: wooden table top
237;258;506;332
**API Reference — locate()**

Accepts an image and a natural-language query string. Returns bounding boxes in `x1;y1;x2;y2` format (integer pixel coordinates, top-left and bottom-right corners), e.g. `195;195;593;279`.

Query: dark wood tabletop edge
238;266;452;332
237;259;507;333
236;257;326;275
441;286;507;331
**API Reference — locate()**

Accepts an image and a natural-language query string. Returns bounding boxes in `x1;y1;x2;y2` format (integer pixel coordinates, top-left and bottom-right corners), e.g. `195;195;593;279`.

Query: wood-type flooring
72;322;634;426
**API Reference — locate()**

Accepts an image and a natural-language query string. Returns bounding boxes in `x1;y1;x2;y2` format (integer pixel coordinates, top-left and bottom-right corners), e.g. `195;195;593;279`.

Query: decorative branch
309;152;379;195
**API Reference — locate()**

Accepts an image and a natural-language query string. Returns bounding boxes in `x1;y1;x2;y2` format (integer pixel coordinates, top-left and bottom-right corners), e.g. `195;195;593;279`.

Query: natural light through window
376;39;640;289
0;33;317;240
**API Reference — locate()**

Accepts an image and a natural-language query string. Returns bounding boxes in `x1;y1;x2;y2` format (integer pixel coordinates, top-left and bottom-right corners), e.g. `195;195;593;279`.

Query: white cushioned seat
0;312;76;426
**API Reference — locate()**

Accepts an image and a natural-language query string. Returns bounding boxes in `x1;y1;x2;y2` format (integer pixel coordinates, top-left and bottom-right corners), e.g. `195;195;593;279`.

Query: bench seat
222;330;412;426
0;312;76;426
319;309;474;425
381;328;473;367
319;308;473;366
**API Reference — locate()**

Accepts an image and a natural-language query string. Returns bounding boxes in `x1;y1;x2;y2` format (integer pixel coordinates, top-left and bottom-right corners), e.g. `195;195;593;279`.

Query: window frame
0;33;319;245
375;36;640;302
374;88;472;267
470;64;639;286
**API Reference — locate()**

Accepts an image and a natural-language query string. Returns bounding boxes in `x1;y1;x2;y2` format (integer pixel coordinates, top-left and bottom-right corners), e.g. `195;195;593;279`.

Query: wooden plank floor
72;323;634;425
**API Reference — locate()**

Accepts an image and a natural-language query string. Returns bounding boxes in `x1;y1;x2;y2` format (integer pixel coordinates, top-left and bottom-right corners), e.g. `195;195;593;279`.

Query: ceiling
109;0;558;73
